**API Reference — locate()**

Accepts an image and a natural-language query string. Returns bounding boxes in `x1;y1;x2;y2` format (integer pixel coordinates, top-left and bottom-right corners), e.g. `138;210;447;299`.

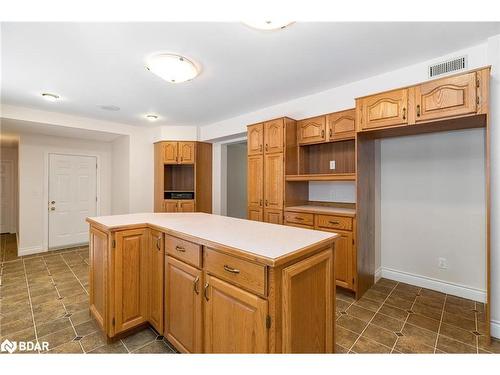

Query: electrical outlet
329;160;336;170
438;257;448;269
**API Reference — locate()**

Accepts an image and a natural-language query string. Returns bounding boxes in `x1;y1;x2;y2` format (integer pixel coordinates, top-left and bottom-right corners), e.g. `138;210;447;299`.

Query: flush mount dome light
146;114;159;121
41;92;60;102
243;20;295;30
145;53;199;83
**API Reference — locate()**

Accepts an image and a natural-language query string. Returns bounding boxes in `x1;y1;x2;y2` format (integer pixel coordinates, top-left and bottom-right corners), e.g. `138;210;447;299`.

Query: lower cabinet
164;199;195;212
113;228;149;334
264;209;283;224
204;275;268;353
149;229;164;333
247;207;263;222
332;230;354;290
164;256;202;353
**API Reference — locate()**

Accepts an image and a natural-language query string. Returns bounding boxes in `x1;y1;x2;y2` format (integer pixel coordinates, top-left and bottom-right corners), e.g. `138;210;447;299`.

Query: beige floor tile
337;314;368;334
362;323;398;348
132;340;175;354
406;313;440;333
122;328;157;352
335;326;359;348
352;336;391;353
371;313;405;332
48;341;84;353
436;335;477;354
346;304;375;322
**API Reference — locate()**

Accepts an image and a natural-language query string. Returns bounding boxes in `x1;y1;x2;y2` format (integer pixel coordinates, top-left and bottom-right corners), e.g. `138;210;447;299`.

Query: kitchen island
87;213;338;353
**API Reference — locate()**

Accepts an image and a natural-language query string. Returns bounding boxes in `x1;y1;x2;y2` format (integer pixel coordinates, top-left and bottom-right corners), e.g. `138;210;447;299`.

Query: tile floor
0;234;175;354
2;233;499;354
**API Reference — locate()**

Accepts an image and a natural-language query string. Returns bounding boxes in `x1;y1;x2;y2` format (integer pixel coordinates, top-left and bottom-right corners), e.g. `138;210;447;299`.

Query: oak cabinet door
113;228;149;334
149;230;164;333
282;249;334;353
415;72;477;122
248;207;263;222
162;142;178;164
247;123;264;155
164;200;178;212
89;226;108;334
165;256;202;353
361;89;408;130
297;115;326;145
264;208;283;224
178;142;196;164
327;109;355;141
178;200;195;212
247;155;263;209
332;230;353;290
264;119;283;154
204;275;268;353
264;153;283;210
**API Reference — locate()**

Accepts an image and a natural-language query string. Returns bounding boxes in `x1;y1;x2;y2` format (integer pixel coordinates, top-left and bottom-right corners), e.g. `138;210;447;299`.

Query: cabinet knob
204;282;210;301
265;144;268;151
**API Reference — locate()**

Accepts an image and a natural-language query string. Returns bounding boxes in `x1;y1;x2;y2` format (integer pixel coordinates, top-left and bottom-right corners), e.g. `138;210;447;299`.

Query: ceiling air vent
429;56;467;78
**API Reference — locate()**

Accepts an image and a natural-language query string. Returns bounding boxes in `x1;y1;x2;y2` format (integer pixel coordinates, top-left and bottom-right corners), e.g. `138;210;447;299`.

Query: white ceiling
2;22;499;127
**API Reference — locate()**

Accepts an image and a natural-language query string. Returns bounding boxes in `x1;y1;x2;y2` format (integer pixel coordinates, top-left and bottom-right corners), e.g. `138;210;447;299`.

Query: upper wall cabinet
247;123;264;155
264;119;284;154
359;88;409;131
297;115;326;145
162;141;195;164
327;109;355;141
414;72;477;123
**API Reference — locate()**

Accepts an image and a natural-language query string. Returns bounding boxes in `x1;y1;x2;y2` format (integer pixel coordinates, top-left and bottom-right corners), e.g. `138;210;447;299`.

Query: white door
0;160;14;233
48;154;97;249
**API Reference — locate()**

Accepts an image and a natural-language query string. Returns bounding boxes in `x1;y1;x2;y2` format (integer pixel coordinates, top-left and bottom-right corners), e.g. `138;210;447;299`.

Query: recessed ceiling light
41;92;60;102
99;105;120;111
243;21;295;31
145;53;199;83
146;114;159;121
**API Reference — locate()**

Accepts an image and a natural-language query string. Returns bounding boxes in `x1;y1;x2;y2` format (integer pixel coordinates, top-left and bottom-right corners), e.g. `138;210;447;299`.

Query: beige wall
226;142;247;219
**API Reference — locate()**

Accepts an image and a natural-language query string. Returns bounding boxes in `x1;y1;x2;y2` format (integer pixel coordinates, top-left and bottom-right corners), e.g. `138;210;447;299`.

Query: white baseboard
491;320;500;340
381;267;486;303
374;267;382;282
17;245;45;257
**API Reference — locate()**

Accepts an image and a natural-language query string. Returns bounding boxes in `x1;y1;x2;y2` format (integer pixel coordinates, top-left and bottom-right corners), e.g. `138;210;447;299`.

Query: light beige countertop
285;205;356;217
87;212;337;264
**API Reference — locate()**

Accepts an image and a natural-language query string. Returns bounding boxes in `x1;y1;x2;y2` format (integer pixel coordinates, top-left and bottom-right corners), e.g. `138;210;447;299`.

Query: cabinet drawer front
315;214;352;231
284;211;314;226
165;235;201;268
204;248;266;296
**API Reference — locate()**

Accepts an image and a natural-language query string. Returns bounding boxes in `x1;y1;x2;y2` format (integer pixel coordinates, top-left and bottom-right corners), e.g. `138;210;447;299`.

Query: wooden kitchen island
87;213;338;353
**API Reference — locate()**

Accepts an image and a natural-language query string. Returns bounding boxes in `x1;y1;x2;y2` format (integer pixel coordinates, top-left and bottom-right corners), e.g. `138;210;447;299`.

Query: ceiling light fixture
146;114;159;121
243;20;295;31
41;92;60;102
145;53;199;83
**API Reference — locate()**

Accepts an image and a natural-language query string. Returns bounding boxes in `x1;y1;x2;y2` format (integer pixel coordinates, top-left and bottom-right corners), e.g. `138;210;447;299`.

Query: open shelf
164;164;194;191
299;139;355;175
285;173;356;182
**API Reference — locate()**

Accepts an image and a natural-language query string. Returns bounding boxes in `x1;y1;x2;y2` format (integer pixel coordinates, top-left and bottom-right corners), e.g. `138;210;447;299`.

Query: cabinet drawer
315;214;352;231
204;248;266;296
165;235;201;268
284;211;314;226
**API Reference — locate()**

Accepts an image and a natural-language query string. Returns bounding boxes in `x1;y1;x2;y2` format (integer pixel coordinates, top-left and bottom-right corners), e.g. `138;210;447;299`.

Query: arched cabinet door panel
360;89;408;130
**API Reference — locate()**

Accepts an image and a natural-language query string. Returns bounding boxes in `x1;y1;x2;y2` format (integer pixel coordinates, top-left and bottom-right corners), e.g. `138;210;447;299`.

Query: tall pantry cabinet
247;118;297;224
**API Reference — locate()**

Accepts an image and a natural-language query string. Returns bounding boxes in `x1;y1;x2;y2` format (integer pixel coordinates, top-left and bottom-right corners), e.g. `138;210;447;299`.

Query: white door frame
0;160;15;234
212;135;247;215
44;152;101;251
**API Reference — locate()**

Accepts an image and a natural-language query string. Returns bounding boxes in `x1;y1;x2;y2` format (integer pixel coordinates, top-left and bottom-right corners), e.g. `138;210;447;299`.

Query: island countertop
87;212;338;266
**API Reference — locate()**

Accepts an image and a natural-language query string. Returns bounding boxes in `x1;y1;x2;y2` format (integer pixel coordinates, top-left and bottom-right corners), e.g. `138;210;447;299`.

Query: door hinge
266;315;271;329
112;317;115;326
112;240;116;248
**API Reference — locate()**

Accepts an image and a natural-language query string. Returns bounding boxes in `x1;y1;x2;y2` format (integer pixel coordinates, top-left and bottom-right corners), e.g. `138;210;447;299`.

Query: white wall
18;133;112;254
0;144;19;233
226;142;247;219
111;135;130;214
309;181;356;203
380;129;486;301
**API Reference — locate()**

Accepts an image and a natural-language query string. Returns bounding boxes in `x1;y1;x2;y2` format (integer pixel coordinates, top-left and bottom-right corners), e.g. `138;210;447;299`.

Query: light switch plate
329;160;336;170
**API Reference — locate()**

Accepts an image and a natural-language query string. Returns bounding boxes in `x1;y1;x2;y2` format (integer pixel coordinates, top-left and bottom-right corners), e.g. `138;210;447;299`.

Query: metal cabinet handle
416;104;421;117
259;144;262;152
321;129;325;138
295;217;304;221
329;221;340;225
402;107;406;120
265;144;268;151
259;199;263;207
175;245;186;252
329;128;332;138
51;201;55;204
193;276;200;294
204;282;210;301
156;237;161;250
265;199;268;206
180;156;183;162
223;265;240;274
